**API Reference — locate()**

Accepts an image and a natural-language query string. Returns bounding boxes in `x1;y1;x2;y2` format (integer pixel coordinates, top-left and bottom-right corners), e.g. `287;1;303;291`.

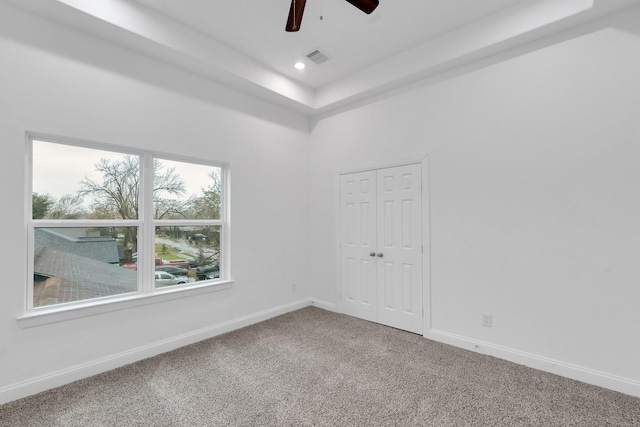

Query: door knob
369;252;376;257
376;252;383;257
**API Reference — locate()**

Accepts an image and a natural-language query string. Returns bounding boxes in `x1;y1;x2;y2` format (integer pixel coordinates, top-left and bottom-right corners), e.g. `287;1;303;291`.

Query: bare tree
79;156;140;220
190;168;222;219
154;198;191;220
46;194;86;219
79;156;186;250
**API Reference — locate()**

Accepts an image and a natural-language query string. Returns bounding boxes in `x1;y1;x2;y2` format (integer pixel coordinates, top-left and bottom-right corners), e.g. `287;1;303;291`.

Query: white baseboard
309;298;338;312
0;298;312;405
426;329;640;398
5;302;637;405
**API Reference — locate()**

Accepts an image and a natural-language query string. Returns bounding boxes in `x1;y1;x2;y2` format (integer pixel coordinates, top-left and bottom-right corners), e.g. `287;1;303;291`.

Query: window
28;135;228;312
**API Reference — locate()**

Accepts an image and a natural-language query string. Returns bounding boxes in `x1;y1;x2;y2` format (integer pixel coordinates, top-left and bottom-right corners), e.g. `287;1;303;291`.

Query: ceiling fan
286;0;379;32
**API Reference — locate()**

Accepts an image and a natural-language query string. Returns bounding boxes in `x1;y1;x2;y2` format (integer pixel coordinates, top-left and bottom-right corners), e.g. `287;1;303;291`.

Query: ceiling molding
3;0;639;118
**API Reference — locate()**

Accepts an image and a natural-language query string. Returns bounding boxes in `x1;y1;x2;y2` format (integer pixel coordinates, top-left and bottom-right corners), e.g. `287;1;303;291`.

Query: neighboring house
34;228;121;264
33;247;137;307
33;228;135;307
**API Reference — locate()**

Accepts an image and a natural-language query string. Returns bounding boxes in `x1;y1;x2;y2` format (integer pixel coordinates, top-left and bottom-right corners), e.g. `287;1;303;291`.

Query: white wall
2;0;639;404
309;9;640;395
0;3;310;403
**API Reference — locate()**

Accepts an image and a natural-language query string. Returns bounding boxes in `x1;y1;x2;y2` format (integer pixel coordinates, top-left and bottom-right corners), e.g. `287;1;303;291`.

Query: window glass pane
32;141;140;220
154;226;221;288
33;226;138;307
153;159;222;220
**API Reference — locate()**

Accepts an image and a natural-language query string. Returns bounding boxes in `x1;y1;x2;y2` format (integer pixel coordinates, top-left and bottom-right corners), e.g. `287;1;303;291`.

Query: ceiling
4;0;640;117
132;0;530;89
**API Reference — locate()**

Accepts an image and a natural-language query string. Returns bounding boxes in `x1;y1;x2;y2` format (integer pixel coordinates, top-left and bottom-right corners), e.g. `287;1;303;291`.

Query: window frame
22;133;232;324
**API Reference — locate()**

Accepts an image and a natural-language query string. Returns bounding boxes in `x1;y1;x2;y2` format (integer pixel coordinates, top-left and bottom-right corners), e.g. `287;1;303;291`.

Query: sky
32;140;219;208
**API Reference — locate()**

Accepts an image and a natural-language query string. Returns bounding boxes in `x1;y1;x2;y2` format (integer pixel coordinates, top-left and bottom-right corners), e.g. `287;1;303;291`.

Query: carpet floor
1;307;639;426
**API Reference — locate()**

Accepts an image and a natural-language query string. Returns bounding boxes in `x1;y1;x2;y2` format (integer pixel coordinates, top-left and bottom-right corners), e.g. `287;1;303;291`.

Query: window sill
17;280;234;329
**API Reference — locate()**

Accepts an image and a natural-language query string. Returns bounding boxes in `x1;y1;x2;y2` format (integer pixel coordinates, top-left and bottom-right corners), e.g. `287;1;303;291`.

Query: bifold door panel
340;164;423;334
376;165;422;333
340;170;378;323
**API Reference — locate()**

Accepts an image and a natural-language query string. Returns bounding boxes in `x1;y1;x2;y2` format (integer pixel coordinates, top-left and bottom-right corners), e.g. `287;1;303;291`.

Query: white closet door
376;164;423;334
339;163;423;334
340;170;378;323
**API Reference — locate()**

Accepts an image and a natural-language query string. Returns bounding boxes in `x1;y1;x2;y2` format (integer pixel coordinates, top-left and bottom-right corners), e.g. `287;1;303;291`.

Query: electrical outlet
291;282;297;292
482;314;492;327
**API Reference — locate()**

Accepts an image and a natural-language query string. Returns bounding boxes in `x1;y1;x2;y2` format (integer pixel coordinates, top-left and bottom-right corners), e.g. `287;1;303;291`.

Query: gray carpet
1;307;639;426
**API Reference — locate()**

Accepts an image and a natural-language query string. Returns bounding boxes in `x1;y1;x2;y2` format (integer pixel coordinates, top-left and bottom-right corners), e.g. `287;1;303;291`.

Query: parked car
155;265;189;277
155;271;188;286
195;260;220;280
122;255;190;270
155;257;190;268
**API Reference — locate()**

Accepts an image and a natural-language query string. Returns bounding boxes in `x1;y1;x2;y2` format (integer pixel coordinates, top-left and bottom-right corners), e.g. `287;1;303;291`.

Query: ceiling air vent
305;49;330;65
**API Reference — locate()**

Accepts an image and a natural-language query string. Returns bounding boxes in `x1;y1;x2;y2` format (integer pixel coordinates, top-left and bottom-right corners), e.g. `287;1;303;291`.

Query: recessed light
294;62;306;70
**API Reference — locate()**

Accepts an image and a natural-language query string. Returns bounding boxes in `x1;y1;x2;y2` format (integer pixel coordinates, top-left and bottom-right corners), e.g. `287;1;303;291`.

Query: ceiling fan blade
344;0;379;14
285;0;307;32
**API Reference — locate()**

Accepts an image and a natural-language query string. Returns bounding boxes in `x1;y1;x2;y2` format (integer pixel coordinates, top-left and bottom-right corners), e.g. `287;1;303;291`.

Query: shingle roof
33;247;137;307
35;228;120;264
